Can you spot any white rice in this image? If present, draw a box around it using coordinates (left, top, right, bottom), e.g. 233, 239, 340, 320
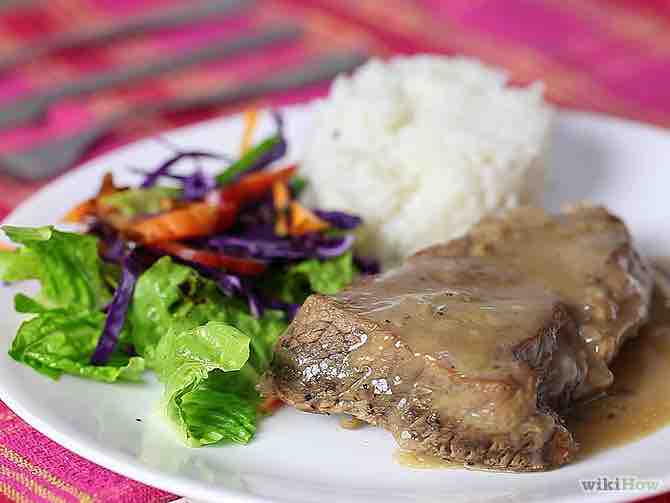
300, 55, 552, 267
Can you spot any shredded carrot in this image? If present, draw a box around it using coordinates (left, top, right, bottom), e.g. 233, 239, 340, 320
98, 173, 117, 197
272, 181, 290, 210
272, 181, 291, 237
159, 197, 177, 212
275, 213, 289, 237
62, 199, 97, 223
127, 201, 236, 245
62, 172, 119, 223
239, 108, 259, 155
220, 164, 296, 205
0, 242, 15, 251
289, 201, 330, 236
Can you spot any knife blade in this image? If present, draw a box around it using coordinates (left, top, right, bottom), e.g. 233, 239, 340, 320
0, 0, 254, 73
0, 51, 368, 180
0, 25, 302, 131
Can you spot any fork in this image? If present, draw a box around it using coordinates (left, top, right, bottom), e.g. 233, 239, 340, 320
0, 51, 367, 180
0, 0, 254, 73
0, 25, 301, 131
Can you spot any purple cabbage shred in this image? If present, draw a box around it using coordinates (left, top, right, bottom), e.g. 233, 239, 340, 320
208, 232, 355, 261
91, 251, 141, 365
265, 298, 300, 321
88, 222, 126, 264
354, 255, 381, 275
140, 151, 224, 188
313, 210, 362, 230
182, 169, 217, 201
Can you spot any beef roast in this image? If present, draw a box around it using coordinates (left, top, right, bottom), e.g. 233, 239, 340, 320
271, 206, 653, 471
273, 257, 591, 470
415, 205, 654, 397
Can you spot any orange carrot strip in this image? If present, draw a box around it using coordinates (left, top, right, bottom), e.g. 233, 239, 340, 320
128, 201, 237, 245
0, 242, 15, 251
220, 164, 297, 205
240, 108, 259, 155
62, 172, 119, 223
289, 201, 330, 236
272, 181, 290, 211
273, 181, 291, 237
98, 173, 117, 197
62, 199, 97, 223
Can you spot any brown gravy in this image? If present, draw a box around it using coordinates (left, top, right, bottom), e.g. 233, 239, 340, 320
567, 261, 670, 457
394, 449, 457, 469
339, 416, 365, 430
394, 261, 670, 468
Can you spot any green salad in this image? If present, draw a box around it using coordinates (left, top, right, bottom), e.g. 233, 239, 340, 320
0, 111, 377, 447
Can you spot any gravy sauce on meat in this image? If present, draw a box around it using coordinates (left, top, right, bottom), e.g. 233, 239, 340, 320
568, 261, 670, 457
273, 207, 659, 471
338, 257, 561, 377
394, 449, 457, 469
394, 262, 670, 468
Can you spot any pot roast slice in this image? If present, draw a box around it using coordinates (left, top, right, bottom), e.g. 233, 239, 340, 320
415, 205, 654, 397
271, 206, 652, 471
273, 257, 590, 471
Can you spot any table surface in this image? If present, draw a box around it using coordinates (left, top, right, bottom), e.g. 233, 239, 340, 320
0, 0, 669, 502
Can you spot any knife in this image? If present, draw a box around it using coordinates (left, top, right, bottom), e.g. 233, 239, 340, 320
0, 0, 254, 73
0, 51, 367, 180
0, 25, 302, 131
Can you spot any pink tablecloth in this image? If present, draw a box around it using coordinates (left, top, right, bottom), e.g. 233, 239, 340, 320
0, 1, 669, 501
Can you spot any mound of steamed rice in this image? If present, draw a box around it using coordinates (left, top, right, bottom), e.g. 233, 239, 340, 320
300, 56, 552, 267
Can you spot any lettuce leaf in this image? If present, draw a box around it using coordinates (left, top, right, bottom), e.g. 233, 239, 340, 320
0, 226, 111, 311
128, 256, 288, 368
137, 259, 289, 446
154, 321, 256, 446
168, 310, 287, 446
99, 187, 181, 218
9, 308, 144, 382
128, 257, 231, 364
268, 251, 355, 304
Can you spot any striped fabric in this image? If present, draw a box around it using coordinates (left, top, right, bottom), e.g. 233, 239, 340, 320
0, 1, 669, 501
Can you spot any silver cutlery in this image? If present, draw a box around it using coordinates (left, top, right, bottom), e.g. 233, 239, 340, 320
0, 51, 367, 180
0, 0, 254, 73
0, 25, 302, 131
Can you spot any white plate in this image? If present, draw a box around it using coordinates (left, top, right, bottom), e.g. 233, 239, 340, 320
1, 104, 669, 503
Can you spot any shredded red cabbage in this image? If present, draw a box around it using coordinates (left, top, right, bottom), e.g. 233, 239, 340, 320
208, 236, 306, 260
245, 288, 264, 318
315, 234, 355, 258
265, 298, 300, 321
354, 255, 380, 275
188, 263, 274, 319
140, 151, 225, 188
91, 251, 141, 365
88, 222, 126, 263
182, 169, 217, 201
208, 233, 355, 261
313, 210, 362, 230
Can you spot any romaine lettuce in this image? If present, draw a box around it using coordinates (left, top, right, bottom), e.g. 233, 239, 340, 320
99, 187, 181, 217
9, 308, 144, 382
0, 226, 111, 311
154, 321, 256, 446
268, 251, 355, 304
